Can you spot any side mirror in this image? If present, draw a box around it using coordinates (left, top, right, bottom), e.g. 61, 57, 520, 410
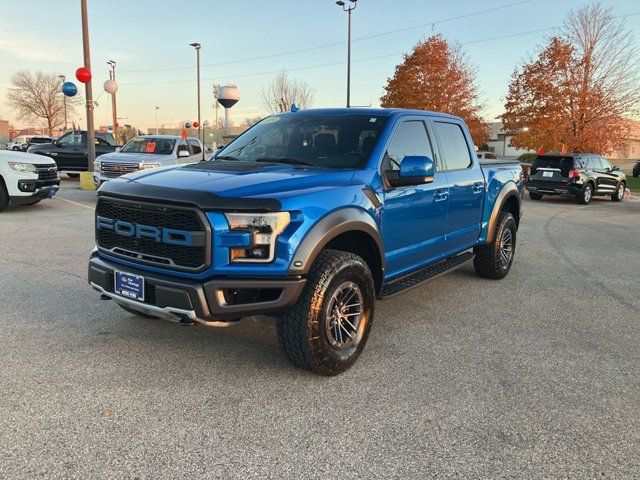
386, 156, 435, 188
177, 149, 190, 158
612, 165, 620, 171
115, 147, 121, 152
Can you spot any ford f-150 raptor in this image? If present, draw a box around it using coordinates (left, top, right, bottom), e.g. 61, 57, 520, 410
88, 108, 524, 375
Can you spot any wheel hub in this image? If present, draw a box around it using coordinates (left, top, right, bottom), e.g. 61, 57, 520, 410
499, 228, 513, 268
325, 281, 363, 350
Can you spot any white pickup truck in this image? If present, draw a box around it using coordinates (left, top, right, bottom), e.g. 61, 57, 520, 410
92, 135, 204, 187
0, 150, 60, 212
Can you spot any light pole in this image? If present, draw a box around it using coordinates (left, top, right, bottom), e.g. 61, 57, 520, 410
107, 59, 118, 143
58, 75, 68, 131
189, 42, 204, 160
80, 0, 95, 171
336, 0, 357, 108
155, 106, 159, 134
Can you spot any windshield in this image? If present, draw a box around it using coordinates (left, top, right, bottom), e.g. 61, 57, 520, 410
215, 114, 388, 168
121, 137, 175, 154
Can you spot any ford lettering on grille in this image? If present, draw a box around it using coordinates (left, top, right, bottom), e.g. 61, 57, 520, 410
97, 216, 192, 246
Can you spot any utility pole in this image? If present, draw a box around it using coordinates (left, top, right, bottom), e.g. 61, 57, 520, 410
58, 75, 68, 131
155, 106, 159, 134
336, 0, 357, 108
107, 59, 118, 143
189, 42, 204, 160
80, 0, 95, 170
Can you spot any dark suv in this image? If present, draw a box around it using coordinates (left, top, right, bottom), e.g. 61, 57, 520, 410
527, 153, 626, 204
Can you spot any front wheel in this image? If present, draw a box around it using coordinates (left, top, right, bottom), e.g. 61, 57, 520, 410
577, 183, 593, 205
611, 182, 625, 202
277, 249, 375, 375
473, 211, 517, 280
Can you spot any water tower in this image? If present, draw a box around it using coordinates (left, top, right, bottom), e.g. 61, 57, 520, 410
217, 85, 240, 128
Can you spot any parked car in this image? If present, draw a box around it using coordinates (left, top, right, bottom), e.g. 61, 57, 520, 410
0, 150, 59, 212
7, 135, 33, 151
92, 135, 204, 187
88, 108, 524, 375
27, 130, 118, 177
477, 151, 498, 160
633, 160, 640, 177
23, 136, 53, 151
527, 153, 626, 204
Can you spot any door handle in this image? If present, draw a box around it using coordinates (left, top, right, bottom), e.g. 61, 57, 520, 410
434, 189, 449, 202
472, 182, 484, 194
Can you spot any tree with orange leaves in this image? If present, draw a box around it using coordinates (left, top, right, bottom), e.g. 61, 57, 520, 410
502, 3, 640, 155
380, 34, 490, 145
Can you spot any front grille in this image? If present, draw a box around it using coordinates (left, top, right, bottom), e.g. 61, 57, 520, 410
96, 198, 209, 271
35, 164, 58, 180
100, 162, 139, 178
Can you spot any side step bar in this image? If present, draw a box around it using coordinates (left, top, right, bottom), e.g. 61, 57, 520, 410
379, 251, 474, 299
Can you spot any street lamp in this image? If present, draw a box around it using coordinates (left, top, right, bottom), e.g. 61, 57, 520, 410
155, 106, 159, 134
58, 74, 68, 131
336, 0, 357, 108
189, 42, 204, 160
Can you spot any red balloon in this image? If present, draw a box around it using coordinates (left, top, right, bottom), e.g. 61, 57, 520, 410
192, 121, 199, 128
75, 67, 92, 83
114, 121, 119, 128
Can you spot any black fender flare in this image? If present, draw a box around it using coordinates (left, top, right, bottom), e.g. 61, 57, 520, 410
288, 208, 385, 276
486, 182, 521, 244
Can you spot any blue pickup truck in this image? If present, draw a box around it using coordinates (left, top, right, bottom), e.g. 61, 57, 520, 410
88, 108, 523, 375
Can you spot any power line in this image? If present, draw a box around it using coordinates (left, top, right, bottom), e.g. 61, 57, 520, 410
119, 12, 640, 87
119, 0, 533, 74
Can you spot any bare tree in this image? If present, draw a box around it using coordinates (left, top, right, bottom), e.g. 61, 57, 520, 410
260, 71, 315, 114
6, 71, 77, 136
241, 116, 263, 129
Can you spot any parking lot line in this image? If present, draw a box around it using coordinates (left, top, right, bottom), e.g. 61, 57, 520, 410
57, 196, 94, 210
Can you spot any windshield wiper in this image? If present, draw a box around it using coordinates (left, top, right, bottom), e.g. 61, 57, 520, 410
256, 157, 314, 166
215, 155, 241, 161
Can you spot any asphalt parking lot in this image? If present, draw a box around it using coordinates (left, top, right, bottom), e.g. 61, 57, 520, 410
1, 178, 639, 479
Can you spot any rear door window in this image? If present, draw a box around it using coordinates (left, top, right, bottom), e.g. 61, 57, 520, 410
433, 122, 472, 170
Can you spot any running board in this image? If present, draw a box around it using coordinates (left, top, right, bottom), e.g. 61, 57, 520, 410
379, 251, 474, 299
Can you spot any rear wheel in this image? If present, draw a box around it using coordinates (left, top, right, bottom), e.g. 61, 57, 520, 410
529, 191, 543, 200
611, 182, 625, 202
277, 249, 375, 375
577, 183, 593, 205
473, 212, 516, 280
0, 178, 9, 212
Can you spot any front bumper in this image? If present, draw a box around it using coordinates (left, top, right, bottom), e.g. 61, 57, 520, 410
11, 179, 60, 204
93, 171, 110, 187
88, 255, 306, 325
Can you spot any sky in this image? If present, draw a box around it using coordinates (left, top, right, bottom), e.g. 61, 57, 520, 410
1, 0, 639, 132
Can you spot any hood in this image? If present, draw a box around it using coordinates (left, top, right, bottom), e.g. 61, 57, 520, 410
101, 160, 357, 203
0, 150, 55, 165
98, 151, 173, 163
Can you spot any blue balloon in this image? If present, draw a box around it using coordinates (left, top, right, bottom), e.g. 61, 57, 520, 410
185, 122, 191, 129
62, 81, 78, 97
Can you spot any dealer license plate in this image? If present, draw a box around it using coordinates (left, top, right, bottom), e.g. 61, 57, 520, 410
114, 271, 144, 301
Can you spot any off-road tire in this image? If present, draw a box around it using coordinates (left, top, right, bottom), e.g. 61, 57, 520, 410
473, 212, 516, 280
277, 249, 375, 376
118, 303, 159, 319
577, 183, 593, 205
529, 191, 543, 200
611, 182, 625, 202
0, 177, 9, 212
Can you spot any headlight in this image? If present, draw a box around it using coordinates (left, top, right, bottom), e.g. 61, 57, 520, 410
94, 160, 102, 171
8, 162, 37, 173
140, 163, 160, 170
224, 212, 290, 262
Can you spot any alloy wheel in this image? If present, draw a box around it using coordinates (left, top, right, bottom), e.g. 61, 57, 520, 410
499, 228, 513, 268
325, 281, 364, 350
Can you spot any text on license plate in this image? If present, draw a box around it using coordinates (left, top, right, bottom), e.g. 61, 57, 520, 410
114, 271, 144, 301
